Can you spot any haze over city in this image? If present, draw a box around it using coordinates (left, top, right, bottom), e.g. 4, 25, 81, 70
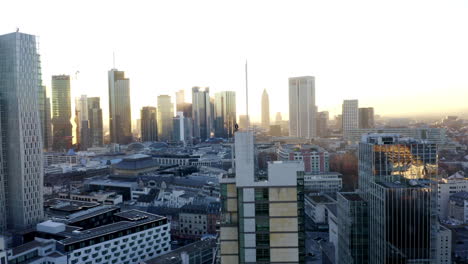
2, 0, 468, 123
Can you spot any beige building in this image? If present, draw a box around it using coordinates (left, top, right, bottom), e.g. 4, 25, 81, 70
220, 131, 305, 263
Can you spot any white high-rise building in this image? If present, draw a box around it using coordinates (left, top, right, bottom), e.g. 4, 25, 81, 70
261, 89, 270, 128
342, 99, 359, 140
0, 32, 44, 231
289, 76, 316, 139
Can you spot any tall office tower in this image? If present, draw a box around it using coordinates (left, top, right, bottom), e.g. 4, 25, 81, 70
220, 131, 305, 264
157, 95, 174, 141
359, 134, 439, 263
192, 87, 211, 141
238, 115, 249, 130
261, 89, 270, 128
275, 112, 282, 124
51, 75, 73, 151
0, 32, 44, 231
342, 99, 359, 139
289, 76, 316, 139
75, 95, 90, 149
359, 107, 374, 129
173, 112, 193, 144
140, 106, 158, 142
337, 192, 369, 264
38, 85, 52, 151
87, 97, 103, 147
214, 91, 236, 138
108, 69, 132, 144
335, 115, 343, 131
176, 89, 185, 112
316, 111, 329, 138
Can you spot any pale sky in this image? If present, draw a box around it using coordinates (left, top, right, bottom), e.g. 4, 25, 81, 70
2, 0, 468, 124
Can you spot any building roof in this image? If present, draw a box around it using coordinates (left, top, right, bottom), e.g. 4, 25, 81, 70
114, 154, 158, 170
142, 238, 217, 264
340, 193, 365, 202
450, 191, 468, 201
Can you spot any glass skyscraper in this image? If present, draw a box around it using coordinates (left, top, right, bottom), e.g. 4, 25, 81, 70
140, 106, 158, 142
359, 134, 438, 263
108, 69, 132, 144
51, 75, 73, 151
157, 95, 174, 141
214, 91, 236, 139
0, 32, 44, 231
192, 87, 211, 142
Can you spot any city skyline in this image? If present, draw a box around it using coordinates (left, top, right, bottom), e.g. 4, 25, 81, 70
1, 0, 468, 125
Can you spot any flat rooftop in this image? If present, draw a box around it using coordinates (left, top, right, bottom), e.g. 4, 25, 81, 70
340, 193, 364, 202
143, 238, 217, 264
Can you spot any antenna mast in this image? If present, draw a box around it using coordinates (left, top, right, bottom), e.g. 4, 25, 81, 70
113, 52, 115, 69
245, 60, 249, 127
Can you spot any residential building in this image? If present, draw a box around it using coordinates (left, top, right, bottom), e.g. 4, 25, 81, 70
173, 112, 193, 144
192, 87, 211, 141
305, 194, 335, 228
359, 134, 439, 263
0, 32, 45, 231
219, 131, 305, 263
359, 107, 374, 129
261, 89, 270, 128
87, 97, 103, 147
316, 111, 329, 138
108, 68, 132, 144
75, 94, 90, 149
8, 209, 170, 264
342, 99, 359, 140
214, 91, 236, 138
157, 95, 174, 141
52, 74, 73, 151
141, 106, 158, 142
448, 191, 468, 224
438, 174, 468, 220
436, 225, 452, 264
289, 76, 316, 139
337, 192, 369, 264
277, 144, 329, 173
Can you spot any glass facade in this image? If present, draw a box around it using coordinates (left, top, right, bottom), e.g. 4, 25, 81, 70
359, 135, 438, 263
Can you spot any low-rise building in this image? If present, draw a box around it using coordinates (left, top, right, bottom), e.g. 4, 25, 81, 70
113, 154, 159, 175
142, 238, 217, 264
305, 193, 336, 230
438, 173, 468, 220
9, 209, 171, 264
448, 191, 468, 224
58, 191, 123, 205
304, 172, 342, 193
277, 144, 329, 173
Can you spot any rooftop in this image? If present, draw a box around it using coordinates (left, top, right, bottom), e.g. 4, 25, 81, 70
142, 238, 217, 264
340, 193, 365, 202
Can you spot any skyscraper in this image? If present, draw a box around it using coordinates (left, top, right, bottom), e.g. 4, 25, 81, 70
38, 85, 52, 151
289, 76, 316, 139
173, 112, 193, 144
87, 97, 103, 147
220, 131, 305, 263
359, 134, 439, 263
192, 87, 211, 141
275, 112, 282, 124
51, 75, 73, 151
261, 89, 270, 128
0, 32, 44, 231
176, 89, 185, 112
214, 91, 236, 138
359, 107, 375, 129
316, 111, 329, 138
108, 69, 132, 144
342, 99, 359, 139
157, 95, 174, 141
75, 94, 90, 149
140, 106, 158, 142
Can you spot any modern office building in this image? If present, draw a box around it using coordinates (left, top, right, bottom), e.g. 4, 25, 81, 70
337, 192, 369, 264
261, 89, 270, 129
192, 87, 211, 141
52, 75, 73, 151
342, 99, 359, 140
157, 95, 174, 141
173, 112, 193, 144
0, 32, 44, 231
214, 91, 236, 138
220, 131, 305, 264
141, 106, 158, 142
346, 127, 447, 145
38, 85, 52, 151
275, 112, 282, 123
359, 107, 374, 129
75, 94, 90, 149
87, 97, 103, 147
176, 89, 185, 112
108, 69, 132, 144
289, 76, 316, 139
359, 134, 439, 263
316, 111, 329, 138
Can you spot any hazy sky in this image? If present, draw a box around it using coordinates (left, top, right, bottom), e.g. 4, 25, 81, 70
2, 0, 468, 123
